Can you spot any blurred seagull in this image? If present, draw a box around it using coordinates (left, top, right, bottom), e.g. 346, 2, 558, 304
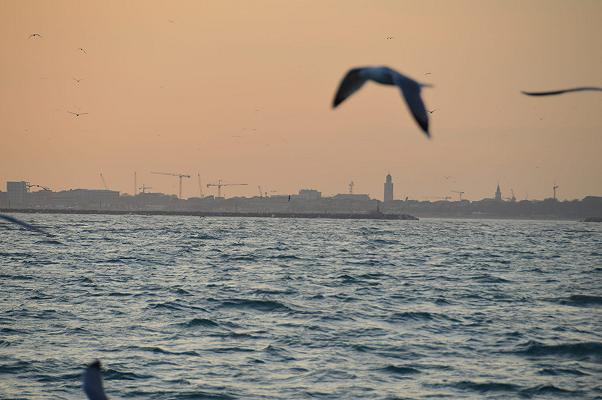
73, 77, 83, 83
29, 33, 42, 39
521, 87, 602, 96
332, 66, 433, 137
428, 109, 437, 114
385, 36, 394, 40
0, 213, 53, 237
68, 111, 89, 117
82, 360, 108, 400
78, 47, 87, 54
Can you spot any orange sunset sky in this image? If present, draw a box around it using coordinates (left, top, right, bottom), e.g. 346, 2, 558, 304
1, 0, 601, 201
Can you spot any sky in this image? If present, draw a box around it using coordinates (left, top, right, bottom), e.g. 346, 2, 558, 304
1, 0, 601, 201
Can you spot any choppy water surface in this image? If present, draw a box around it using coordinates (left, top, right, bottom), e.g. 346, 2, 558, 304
1, 214, 601, 399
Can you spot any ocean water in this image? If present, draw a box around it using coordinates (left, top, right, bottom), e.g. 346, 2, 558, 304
1, 214, 601, 399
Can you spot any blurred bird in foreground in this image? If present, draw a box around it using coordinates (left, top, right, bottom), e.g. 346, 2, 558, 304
332, 66, 433, 138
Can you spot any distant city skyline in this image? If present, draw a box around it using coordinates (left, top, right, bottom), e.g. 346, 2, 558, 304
0, 172, 587, 202
1, 1, 600, 200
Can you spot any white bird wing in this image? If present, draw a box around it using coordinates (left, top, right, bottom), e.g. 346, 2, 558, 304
82, 360, 108, 400
393, 73, 430, 137
332, 68, 369, 108
521, 87, 602, 96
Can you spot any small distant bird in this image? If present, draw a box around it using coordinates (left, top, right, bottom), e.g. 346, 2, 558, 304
521, 87, 602, 96
168, 19, 175, 23
78, 47, 87, 54
444, 175, 452, 180
428, 109, 437, 114
82, 360, 107, 400
0, 213, 53, 237
332, 66, 433, 137
385, 36, 394, 40
425, 72, 432, 76
68, 111, 89, 117
73, 77, 83, 83
29, 33, 42, 39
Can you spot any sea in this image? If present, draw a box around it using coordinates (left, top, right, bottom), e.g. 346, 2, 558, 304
1, 214, 601, 399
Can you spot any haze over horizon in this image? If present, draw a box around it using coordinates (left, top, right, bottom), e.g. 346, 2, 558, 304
1, 0, 601, 201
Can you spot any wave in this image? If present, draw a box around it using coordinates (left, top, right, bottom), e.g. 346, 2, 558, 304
219, 299, 292, 313
472, 274, 511, 284
387, 311, 453, 322
382, 365, 421, 375
174, 391, 237, 400
104, 368, 153, 381
515, 341, 602, 361
452, 380, 521, 393
180, 318, 220, 328
557, 294, 602, 307
538, 367, 588, 376
137, 346, 199, 357
520, 384, 580, 397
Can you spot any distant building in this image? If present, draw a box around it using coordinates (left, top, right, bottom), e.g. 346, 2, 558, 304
384, 174, 394, 202
495, 184, 502, 202
7, 181, 28, 208
296, 189, 321, 200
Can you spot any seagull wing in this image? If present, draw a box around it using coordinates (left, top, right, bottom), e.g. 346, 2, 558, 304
82, 360, 108, 400
521, 87, 602, 96
394, 73, 430, 138
0, 214, 52, 237
332, 68, 369, 108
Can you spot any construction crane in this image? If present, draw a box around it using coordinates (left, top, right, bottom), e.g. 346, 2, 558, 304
151, 171, 191, 199
197, 173, 204, 197
505, 189, 516, 202
139, 185, 152, 194
26, 182, 50, 191
206, 180, 248, 198
553, 184, 559, 200
100, 173, 108, 190
348, 181, 354, 194
451, 190, 465, 201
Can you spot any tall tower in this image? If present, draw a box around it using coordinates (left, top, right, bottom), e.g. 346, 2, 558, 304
384, 173, 394, 202
495, 184, 502, 201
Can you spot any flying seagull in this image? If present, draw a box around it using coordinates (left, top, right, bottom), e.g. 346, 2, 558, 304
68, 111, 89, 117
82, 360, 108, 400
73, 77, 83, 83
78, 47, 87, 54
428, 109, 437, 114
332, 66, 432, 137
521, 87, 602, 96
29, 33, 42, 39
0, 213, 53, 237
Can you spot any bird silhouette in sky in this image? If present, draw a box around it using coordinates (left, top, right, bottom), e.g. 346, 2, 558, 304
521, 87, 602, 96
68, 111, 89, 117
29, 33, 42, 39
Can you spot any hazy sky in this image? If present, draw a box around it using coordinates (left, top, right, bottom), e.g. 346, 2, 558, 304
1, 0, 601, 201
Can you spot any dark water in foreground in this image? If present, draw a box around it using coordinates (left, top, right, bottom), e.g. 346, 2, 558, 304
1, 214, 601, 399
